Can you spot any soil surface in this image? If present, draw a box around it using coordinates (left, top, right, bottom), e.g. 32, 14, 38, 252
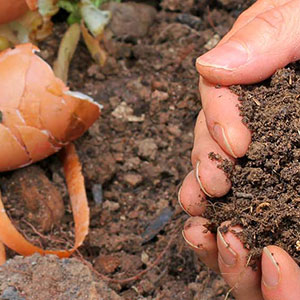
205, 65, 300, 265
0, 254, 122, 300
0, 1, 263, 300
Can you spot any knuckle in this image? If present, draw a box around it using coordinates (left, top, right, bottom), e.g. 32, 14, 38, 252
234, 0, 284, 32
255, 7, 285, 35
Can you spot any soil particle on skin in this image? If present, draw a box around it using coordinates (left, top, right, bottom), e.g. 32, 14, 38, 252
205, 64, 300, 265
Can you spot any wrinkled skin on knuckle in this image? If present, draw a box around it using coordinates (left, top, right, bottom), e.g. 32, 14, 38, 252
255, 7, 285, 38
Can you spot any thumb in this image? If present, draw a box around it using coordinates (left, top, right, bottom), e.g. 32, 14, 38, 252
196, 0, 300, 85
261, 246, 300, 300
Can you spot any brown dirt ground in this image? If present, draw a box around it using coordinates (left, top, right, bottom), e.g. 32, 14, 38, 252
0, 1, 258, 299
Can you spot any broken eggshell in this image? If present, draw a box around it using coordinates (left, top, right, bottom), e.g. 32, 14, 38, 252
0, 43, 101, 171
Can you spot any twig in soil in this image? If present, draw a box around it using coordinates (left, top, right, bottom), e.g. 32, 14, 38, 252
176, 44, 195, 68
255, 202, 270, 213
223, 254, 253, 300
153, 266, 168, 285
206, 6, 217, 33
75, 231, 177, 284
224, 286, 234, 300
246, 254, 253, 268
22, 219, 48, 240
252, 97, 261, 106
18, 223, 44, 249
21, 219, 71, 247
235, 192, 253, 199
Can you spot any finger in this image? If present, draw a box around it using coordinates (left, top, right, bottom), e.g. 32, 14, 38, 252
182, 216, 219, 273
261, 245, 300, 300
217, 223, 263, 300
179, 170, 207, 216
200, 78, 251, 158
220, 0, 295, 44
196, 0, 300, 85
191, 110, 233, 197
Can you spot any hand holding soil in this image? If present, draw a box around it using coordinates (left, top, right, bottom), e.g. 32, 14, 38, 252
179, 1, 300, 300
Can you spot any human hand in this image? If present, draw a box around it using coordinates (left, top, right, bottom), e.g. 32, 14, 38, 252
179, 1, 300, 299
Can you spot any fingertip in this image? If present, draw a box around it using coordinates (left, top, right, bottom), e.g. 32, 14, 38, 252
192, 110, 233, 198
197, 2, 300, 85
217, 223, 245, 268
224, 122, 252, 158
261, 245, 300, 299
262, 245, 300, 277
200, 79, 252, 158
194, 159, 231, 198
183, 216, 219, 272
179, 170, 207, 216
209, 119, 251, 159
261, 246, 280, 289
196, 39, 249, 84
216, 223, 263, 299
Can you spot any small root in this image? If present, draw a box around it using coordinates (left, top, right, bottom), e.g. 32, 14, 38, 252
255, 202, 270, 213
224, 286, 234, 300
76, 231, 177, 284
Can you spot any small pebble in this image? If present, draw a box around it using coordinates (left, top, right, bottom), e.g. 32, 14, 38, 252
92, 184, 103, 205
142, 207, 174, 243
124, 173, 143, 187
1, 286, 25, 300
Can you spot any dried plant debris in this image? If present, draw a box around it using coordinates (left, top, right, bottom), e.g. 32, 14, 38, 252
205, 63, 300, 265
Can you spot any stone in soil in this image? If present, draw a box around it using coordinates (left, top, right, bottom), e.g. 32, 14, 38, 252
2, 166, 64, 233
123, 173, 143, 187
205, 64, 300, 265
105, 2, 157, 39
0, 254, 122, 300
137, 138, 158, 161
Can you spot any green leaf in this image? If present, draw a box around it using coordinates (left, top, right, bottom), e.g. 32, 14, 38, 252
38, 0, 59, 17
58, 0, 78, 13
91, 0, 121, 7
91, 0, 102, 7
67, 10, 82, 24
80, 0, 111, 37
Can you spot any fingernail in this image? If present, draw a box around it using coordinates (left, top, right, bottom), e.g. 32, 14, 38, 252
262, 247, 279, 288
178, 185, 192, 216
195, 161, 213, 197
217, 228, 237, 266
196, 40, 249, 70
182, 229, 208, 257
213, 123, 237, 158
182, 229, 199, 249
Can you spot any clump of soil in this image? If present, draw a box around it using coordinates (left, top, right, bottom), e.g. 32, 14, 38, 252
205, 64, 300, 264
0, 254, 122, 300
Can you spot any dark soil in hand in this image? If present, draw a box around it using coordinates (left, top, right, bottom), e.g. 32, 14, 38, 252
205, 64, 300, 265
